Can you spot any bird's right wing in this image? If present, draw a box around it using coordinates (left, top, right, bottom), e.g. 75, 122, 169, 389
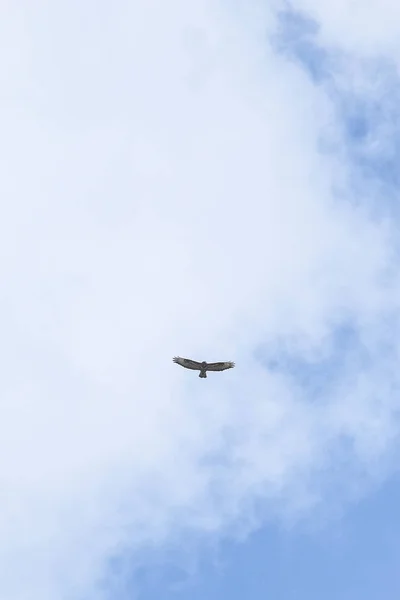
206, 361, 235, 371
173, 356, 202, 370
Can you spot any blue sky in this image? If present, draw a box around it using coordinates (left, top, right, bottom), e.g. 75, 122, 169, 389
1, 2, 400, 599
132, 474, 400, 600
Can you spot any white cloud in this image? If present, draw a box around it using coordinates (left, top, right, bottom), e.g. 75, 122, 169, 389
1, 1, 400, 598
292, 0, 400, 55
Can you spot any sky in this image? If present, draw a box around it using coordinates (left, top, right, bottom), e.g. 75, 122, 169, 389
1, 1, 400, 599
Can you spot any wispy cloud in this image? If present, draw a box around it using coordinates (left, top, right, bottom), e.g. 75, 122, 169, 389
1, 1, 400, 598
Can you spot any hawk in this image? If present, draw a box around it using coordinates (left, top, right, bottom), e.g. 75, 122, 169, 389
173, 356, 235, 378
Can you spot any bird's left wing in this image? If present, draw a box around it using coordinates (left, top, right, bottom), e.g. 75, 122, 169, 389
173, 356, 202, 370
206, 361, 235, 371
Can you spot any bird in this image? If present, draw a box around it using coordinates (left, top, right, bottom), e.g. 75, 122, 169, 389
173, 356, 235, 378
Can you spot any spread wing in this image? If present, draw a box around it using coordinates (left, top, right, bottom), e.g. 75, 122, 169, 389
206, 361, 235, 371
173, 356, 202, 370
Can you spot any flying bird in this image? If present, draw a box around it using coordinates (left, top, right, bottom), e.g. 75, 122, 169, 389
173, 356, 235, 378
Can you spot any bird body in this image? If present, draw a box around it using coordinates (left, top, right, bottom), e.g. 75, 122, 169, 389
173, 356, 235, 378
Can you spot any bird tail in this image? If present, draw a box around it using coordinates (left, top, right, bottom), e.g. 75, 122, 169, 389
199, 371, 207, 378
